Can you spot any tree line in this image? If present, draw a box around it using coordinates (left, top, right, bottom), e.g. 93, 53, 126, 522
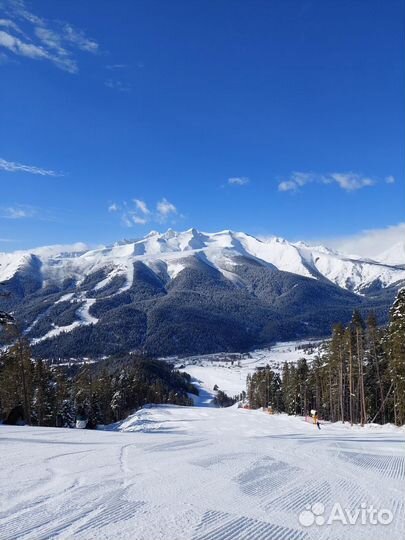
247, 288, 405, 426
0, 316, 197, 427
1, 288, 404, 427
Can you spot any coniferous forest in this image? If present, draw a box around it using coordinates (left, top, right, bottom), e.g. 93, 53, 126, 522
0, 329, 197, 427
1, 288, 404, 427
248, 288, 405, 426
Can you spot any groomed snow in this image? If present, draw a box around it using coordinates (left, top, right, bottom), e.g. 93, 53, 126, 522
1, 405, 403, 540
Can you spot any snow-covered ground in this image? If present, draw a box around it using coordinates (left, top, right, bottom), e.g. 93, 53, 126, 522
31, 296, 99, 345
176, 340, 322, 400
1, 405, 404, 540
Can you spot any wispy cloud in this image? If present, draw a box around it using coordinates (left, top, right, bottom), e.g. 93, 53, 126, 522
330, 173, 375, 191
133, 199, 150, 215
0, 29, 48, 58
104, 79, 131, 92
0, 157, 62, 176
0, 204, 37, 219
277, 171, 392, 193
109, 197, 179, 228
108, 202, 119, 213
156, 198, 177, 220
0, 0, 98, 73
105, 63, 127, 70
319, 222, 405, 261
0, 16, 25, 34
385, 175, 395, 184
62, 23, 98, 53
131, 215, 147, 225
228, 176, 250, 186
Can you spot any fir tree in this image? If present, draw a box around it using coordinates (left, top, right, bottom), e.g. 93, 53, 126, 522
386, 288, 405, 425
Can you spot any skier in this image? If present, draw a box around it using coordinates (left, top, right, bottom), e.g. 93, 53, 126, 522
311, 409, 321, 430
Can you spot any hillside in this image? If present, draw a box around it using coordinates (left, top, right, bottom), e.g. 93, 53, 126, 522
0, 229, 404, 358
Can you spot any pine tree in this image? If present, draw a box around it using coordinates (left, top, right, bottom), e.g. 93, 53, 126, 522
110, 390, 125, 422
365, 312, 388, 423
296, 358, 310, 416
0, 335, 33, 424
281, 362, 298, 415
351, 310, 366, 425
58, 399, 75, 428
32, 359, 55, 426
386, 288, 405, 425
344, 325, 354, 425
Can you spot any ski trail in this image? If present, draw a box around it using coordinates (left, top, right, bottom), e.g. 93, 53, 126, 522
0, 408, 404, 539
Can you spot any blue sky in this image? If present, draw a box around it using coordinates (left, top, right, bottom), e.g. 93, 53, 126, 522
0, 0, 404, 255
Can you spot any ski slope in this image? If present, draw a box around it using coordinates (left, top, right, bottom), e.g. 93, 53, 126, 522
1, 406, 404, 540
176, 340, 323, 400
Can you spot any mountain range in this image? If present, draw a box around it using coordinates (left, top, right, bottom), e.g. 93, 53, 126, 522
0, 229, 404, 359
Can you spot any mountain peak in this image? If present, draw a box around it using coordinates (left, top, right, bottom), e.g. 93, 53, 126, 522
145, 230, 160, 238
1, 229, 405, 295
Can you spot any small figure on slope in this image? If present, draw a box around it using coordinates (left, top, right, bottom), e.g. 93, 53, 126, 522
311, 409, 321, 430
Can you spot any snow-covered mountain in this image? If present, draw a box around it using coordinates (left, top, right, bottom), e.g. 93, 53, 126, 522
0, 229, 403, 358
1, 229, 404, 294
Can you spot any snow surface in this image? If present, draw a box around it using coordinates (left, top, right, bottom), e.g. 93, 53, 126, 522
31, 297, 98, 344
172, 340, 323, 400
1, 405, 404, 540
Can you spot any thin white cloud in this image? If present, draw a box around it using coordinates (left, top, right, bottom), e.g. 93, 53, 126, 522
278, 171, 385, 193
277, 172, 313, 192
278, 180, 299, 192
111, 197, 180, 227
156, 198, 177, 219
0, 29, 48, 59
133, 199, 150, 215
132, 215, 147, 225
329, 173, 375, 191
320, 223, 405, 260
0, 205, 36, 219
120, 212, 147, 227
385, 175, 395, 184
121, 214, 132, 228
62, 24, 98, 53
104, 79, 131, 92
34, 26, 64, 53
0, 0, 98, 73
8, 0, 44, 26
108, 203, 119, 212
0, 157, 62, 176
105, 63, 127, 70
228, 176, 250, 186
0, 17, 25, 34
